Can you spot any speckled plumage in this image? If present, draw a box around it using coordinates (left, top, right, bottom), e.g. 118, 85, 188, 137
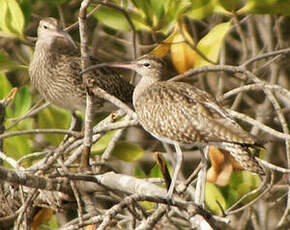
135, 81, 256, 145
29, 17, 134, 114
130, 55, 264, 176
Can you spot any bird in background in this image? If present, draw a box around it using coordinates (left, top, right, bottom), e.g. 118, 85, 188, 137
82, 54, 265, 199
29, 17, 134, 117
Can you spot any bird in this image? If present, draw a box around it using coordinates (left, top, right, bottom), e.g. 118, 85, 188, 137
83, 54, 265, 199
29, 17, 134, 117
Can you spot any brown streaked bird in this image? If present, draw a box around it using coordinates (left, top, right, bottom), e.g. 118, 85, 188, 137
83, 54, 265, 199
29, 17, 134, 116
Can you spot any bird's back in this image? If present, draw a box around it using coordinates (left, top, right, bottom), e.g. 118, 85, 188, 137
134, 81, 257, 147
29, 39, 134, 113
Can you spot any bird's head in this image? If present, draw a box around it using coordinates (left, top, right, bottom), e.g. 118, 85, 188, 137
131, 55, 166, 80
37, 17, 77, 48
80, 54, 166, 82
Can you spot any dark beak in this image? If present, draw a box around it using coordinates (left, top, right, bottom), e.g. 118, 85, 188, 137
80, 62, 136, 75
56, 29, 77, 49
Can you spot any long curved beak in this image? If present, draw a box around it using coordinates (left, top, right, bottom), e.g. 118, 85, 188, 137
80, 62, 136, 75
55, 29, 77, 49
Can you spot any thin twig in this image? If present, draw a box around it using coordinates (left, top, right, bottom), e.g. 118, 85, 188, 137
79, 0, 94, 169
135, 205, 168, 230
94, 0, 137, 60
227, 171, 274, 214
0, 129, 81, 140
227, 109, 290, 141
220, 83, 290, 101
7, 100, 49, 130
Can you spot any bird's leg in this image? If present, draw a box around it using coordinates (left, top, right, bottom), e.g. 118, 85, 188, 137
167, 143, 184, 199
195, 146, 209, 208
61, 112, 81, 144
69, 111, 79, 132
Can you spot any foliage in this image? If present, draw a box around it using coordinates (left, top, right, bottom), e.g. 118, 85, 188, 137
0, 0, 289, 229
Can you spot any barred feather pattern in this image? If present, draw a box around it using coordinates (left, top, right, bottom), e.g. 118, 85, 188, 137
133, 55, 265, 176
29, 17, 134, 114
213, 142, 264, 175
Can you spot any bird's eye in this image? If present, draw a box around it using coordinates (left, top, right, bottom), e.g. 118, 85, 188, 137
43, 25, 48, 29
143, 62, 150, 67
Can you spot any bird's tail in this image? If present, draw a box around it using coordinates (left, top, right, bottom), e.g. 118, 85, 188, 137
215, 142, 265, 176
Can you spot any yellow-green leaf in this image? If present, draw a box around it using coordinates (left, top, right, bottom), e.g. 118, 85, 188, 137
92, 7, 148, 31
222, 187, 239, 208
0, 0, 25, 38
227, 171, 261, 204
38, 106, 71, 145
186, 0, 216, 20
0, 53, 22, 73
0, 73, 12, 100
91, 130, 116, 154
149, 164, 163, 178
3, 119, 33, 160
112, 141, 144, 162
150, 0, 166, 20
205, 182, 226, 214
8, 86, 32, 118
92, 134, 144, 162
134, 166, 147, 178
4, 135, 31, 161
238, 0, 290, 16
195, 21, 231, 67
139, 201, 156, 211
218, 0, 241, 12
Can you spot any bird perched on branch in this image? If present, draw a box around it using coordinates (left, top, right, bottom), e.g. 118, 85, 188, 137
82, 54, 265, 199
29, 17, 134, 116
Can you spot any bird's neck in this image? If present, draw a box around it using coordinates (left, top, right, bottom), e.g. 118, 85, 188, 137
29, 39, 58, 88
133, 74, 159, 106
34, 39, 56, 64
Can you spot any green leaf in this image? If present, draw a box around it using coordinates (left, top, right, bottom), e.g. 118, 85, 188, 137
150, 0, 166, 19
138, 201, 156, 211
228, 171, 244, 186
4, 134, 31, 160
186, 0, 216, 20
38, 106, 71, 145
20, 0, 31, 28
239, 0, 290, 16
195, 21, 231, 67
92, 7, 148, 31
149, 161, 173, 178
157, 0, 190, 33
7, 86, 32, 118
112, 141, 144, 162
0, 73, 12, 100
3, 119, 33, 160
227, 171, 261, 204
219, 185, 239, 208
0, 53, 23, 73
47, 214, 58, 228
91, 130, 117, 154
217, 0, 241, 12
205, 182, 226, 214
132, 0, 153, 20
0, 74, 16, 119
149, 164, 163, 178
92, 132, 144, 161
134, 166, 147, 178
230, 171, 261, 191
0, 0, 25, 38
